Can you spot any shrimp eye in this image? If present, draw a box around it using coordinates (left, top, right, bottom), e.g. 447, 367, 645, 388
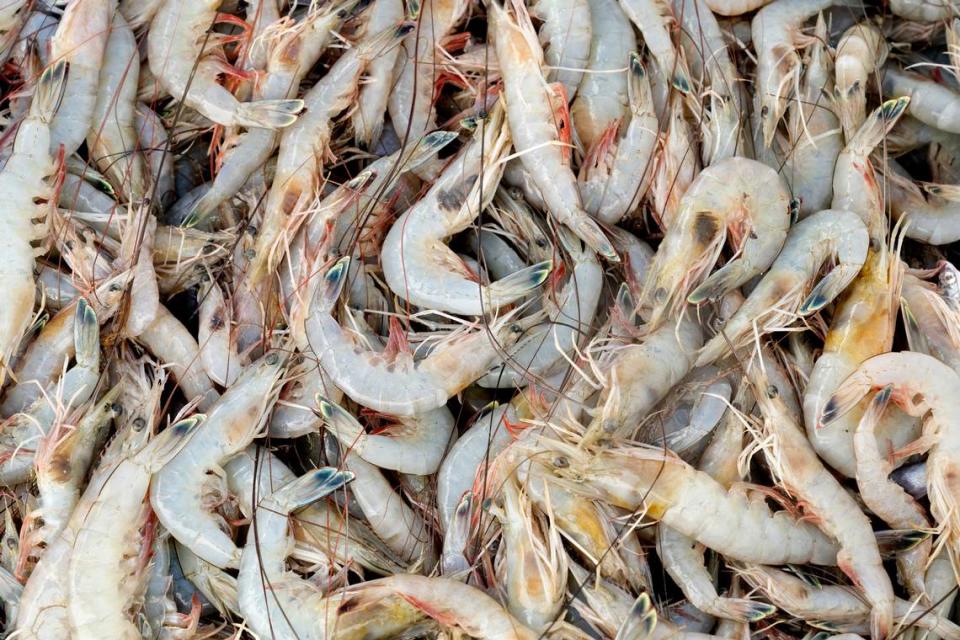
133, 417, 147, 431
244, 249, 256, 260
478, 109, 488, 119
510, 324, 522, 334
553, 455, 569, 469
266, 352, 279, 365
766, 385, 779, 399
654, 287, 667, 303
109, 283, 122, 292
5, 538, 14, 549
761, 106, 769, 117
535, 238, 547, 248
111, 403, 123, 415
247, 225, 258, 236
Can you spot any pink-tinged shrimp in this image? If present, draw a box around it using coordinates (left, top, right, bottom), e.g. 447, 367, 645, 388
488, 0, 618, 260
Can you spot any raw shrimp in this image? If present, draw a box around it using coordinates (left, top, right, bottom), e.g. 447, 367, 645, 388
579, 53, 659, 224
570, 0, 636, 151
696, 209, 869, 366
889, 0, 958, 22
886, 158, 960, 244
197, 279, 241, 387
151, 351, 285, 568
835, 22, 888, 141
883, 67, 960, 135
650, 92, 701, 227
306, 256, 524, 415
643, 156, 791, 325
147, 0, 303, 129
532, 0, 592, 99
66, 417, 201, 640
0, 62, 64, 381
489, 0, 617, 260
701, 0, 773, 15
381, 101, 552, 315
317, 398, 454, 476
353, 0, 405, 147
619, 0, 691, 93
749, 363, 894, 640
752, 0, 833, 147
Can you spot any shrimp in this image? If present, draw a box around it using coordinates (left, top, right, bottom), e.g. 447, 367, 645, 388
489, 0, 617, 260
570, 0, 636, 151
743, 567, 955, 638
889, 0, 958, 22
854, 387, 932, 600
579, 53, 659, 224
532, 0, 592, 99
885, 158, 960, 244
752, 0, 833, 147
175, 542, 240, 618
656, 526, 775, 622
151, 351, 286, 569
883, 67, 960, 135
197, 279, 241, 387
582, 308, 703, 447
696, 209, 869, 367
821, 352, 960, 579
835, 22, 888, 141
387, 0, 471, 145
643, 157, 791, 325
87, 14, 149, 203
650, 91, 701, 227
0, 62, 64, 382
47, 0, 111, 157
354, 0, 405, 147
619, 0, 691, 93
748, 363, 894, 640
543, 440, 839, 565
146, 0, 303, 129
135, 104, 175, 209
701, 0, 772, 15
66, 417, 201, 639
306, 257, 524, 416
382, 101, 552, 315
317, 398, 454, 476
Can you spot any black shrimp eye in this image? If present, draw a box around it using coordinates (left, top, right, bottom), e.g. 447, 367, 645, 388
766, 384, 779, 399
761, 105, 769, 117
553, 455, 569, 468
133, 417, 147, 431
535, 238, 547, 248
510, 324, 522, 334
109, 283, 122, 292
266, 352, 279, 365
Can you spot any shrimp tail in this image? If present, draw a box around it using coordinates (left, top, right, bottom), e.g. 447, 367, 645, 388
314, 256, 351, 314
722, 598, 777, 623
73, 298, 99, 369
315, 396, 364, 443
564, 214, 619, 262
488, 259, 553, 300
848, 97, 910, 155
141, 415, 204, 472
688, 261, 749, 304
614, 593, 657, 640
627, 53, 651, 112
820, 378, 867, 427
234, 98, 305, 129
270, 467, 355, 513
358, 21, 415, 58
799, 263, 860, 315
31, 60, 67, 123
407, 130, 459, 170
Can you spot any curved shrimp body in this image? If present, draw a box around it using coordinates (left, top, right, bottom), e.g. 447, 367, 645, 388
804, 250, 915, 479
319, 398, 455, 476
751, 368, 894, 640
579, 53, 658, 224
701, 0, 772, 15
66, 418, 200, 640
822, 352, 960, 569
251, 23, 412, 282
644, 157, 791, 324
88, 14, 148, 203
48, 0, 111, 157
490, 0, 617, 260
0, 62, 64, 377
582, 309, 703, 446
751, 0, 833, 147
887, 158, 960, 245
900, 272, 960, 373
739, 565, 960, 640
146, 0, 303, 129
619, 0, 690, 93
387, 0, 471, 144
696, 209, 869, 367
570, 0, 636, 151
554, 444, 839, 565
890, 0, 957, 22
382, 103, 551, 315
883, 67, 960, 135
306, 257, 524, 416
479, 235, 603, 387
854, 387, 931, 600
835, 22, 888, 141
532, 0, 592, 99
151, 352, 286, 569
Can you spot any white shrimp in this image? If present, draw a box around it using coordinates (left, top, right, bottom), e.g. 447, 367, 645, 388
147, 0, 303, 129
354, 0, 405, 147
489, 0, 617, 260
835, 22, 888, 141
306, 256, 524, 415
619, 0, 691, 93
889, 0, 958, 22
696, 209, 869, 366
701, 0, 773, 15
532, 0, 592, 99
883, 66, 960, 135
151, 352, 285, 569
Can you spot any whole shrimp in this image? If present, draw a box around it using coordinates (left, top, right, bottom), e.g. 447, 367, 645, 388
882, 67, 960, 136
306, 256, 524, 415
151, 351, 286, 568
696, 209, 869, 367
835, 21, 888, 141
748, 362, 894, 640
488, 0, 617, 260
619, 0, 691, 93
570, 0, 636, 151
532, 0, 592, 99
66, 417, 201, 639
147, 0, 303, 129
642, 156, 791, 325
381, 101, 553, 315
0, 61, 65, 381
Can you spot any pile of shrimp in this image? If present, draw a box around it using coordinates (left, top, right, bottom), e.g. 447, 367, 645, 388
7, 0, 960, 636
